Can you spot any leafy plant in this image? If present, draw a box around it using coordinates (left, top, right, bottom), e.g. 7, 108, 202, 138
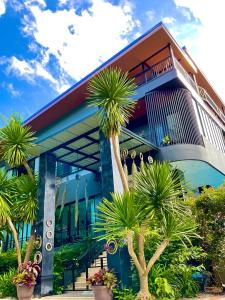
0, 116, 38, 266
189, 184, 225, 285
0, 268, 17, 298
114, 288, 136, 300
96, 162, 198, 300
13, 261, 41, 287
87, 268, 117, 290
162, 135, 171, 146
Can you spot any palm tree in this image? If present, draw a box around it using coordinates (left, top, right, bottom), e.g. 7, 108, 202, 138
0, 169, 22, 266
0, 170, 38, 267
0, 116, 36, 179
0, 116, 37, 263
87, 67, 136, 192
95, 162, 197, 300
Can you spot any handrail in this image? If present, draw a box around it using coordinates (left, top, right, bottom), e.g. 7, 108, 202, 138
198, 86, 225, 124
174, 58, 198, 92
62, 238, 105, 291
133, 56, 173, 86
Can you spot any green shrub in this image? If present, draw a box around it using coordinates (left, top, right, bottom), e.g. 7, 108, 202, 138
113, 288, 136, 300
0, 268, 17, 298
0, 249, 17, 274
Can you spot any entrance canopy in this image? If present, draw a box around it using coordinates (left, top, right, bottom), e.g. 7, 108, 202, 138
34, 115, 158, 174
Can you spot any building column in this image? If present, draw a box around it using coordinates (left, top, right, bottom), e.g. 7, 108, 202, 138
99, 132, 131, 288
34, 153, 56, 297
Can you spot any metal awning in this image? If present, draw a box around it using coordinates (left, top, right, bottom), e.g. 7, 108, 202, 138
35, 115, 158, 173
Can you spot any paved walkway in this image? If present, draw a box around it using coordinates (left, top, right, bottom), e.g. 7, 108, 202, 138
183, 294, 225, 300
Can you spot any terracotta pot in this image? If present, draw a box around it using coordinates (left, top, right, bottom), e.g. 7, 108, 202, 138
92, 285, 113, 300
17, 285, 34, 300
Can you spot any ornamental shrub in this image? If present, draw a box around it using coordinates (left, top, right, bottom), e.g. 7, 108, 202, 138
0, 268, 17, 298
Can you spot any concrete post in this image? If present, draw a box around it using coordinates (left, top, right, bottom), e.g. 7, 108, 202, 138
35, 153, 56, 296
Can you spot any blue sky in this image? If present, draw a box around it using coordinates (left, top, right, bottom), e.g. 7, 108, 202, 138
0, 0, 224, 124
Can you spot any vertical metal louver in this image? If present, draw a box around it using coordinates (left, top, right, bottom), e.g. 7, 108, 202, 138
145, 88, 204, 147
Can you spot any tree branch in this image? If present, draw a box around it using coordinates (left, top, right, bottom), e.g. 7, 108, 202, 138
145, 239, 169, 275
127, 231, 144, 275
7, 218, 22, 267
138, 226, 146, 270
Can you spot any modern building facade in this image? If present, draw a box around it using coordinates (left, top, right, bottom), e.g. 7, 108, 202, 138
2, 22, 225, 295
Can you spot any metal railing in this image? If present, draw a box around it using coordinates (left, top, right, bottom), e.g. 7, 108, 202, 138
174, 58, 198, 93
62, 239, 105, 291
198, 86, 225, 124
134, 56, 173, 86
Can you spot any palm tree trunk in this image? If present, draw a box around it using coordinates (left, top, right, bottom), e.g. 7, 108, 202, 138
7, 218, 22, 267
137, 274, 154, 300
23, 160, 34, 180
22, 159, 35, 263
111, 135, 129, 192
23, 225, 35, 263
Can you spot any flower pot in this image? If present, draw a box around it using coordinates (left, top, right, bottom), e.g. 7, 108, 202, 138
92, 285, 113, 300
17, 285, 34, 300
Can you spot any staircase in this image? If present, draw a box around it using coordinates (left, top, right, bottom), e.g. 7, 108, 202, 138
74, 251, 107, 290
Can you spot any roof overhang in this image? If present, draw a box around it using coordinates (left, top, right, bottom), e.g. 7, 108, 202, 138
25, 22, 198, 133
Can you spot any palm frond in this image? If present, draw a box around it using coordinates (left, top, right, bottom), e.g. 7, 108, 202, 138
134, 162, 185, 218
87, 67, 136, 137
0, 169, 12, 225
95, 192, 146, 240
0, 116, 36, 167
161, 211, 199, 245
12, 174, 38, 223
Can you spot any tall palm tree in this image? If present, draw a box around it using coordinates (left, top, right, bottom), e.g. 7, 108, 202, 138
87, 67, 136, 192
0, 169, 22, 266
96, 162, 197, 300
0, 116, 37, 263
0, 116, 36, 179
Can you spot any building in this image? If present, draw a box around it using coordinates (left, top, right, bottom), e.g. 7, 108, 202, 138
2, 22, 225, 295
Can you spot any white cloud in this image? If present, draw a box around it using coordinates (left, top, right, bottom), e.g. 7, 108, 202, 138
162, 17, 175, 24
5, 56, 67, 92
174, 0, 225, 101
22, 0, 139, 82
0, 0, 7, 16
1, 82, 21, 97
145, 9, 155, 21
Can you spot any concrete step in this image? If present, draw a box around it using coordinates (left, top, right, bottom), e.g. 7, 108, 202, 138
41, 290, 94, 299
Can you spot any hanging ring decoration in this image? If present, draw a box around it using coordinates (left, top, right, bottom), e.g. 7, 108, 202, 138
131, 150, 136, 160
105, 240, 118, 255
139, 153, 143, 161
148, 156, 154, 164
35, 235, 42, 250
34, 251, 42, 264
121, 148, 128, 161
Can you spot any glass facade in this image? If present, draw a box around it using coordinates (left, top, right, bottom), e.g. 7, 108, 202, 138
55, 196, 101, 247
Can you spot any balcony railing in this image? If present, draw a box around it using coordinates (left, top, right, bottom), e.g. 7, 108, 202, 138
174, 58, 198, 93
198, 86, 225, 124
133, 56, 173, 86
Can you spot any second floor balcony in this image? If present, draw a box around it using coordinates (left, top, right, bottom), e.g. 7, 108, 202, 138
129, 46, 225, 127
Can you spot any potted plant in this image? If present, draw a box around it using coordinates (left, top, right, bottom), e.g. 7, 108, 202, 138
162, 135, 171, 146
13, 261, 41, 300
87, 268, 117, 300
